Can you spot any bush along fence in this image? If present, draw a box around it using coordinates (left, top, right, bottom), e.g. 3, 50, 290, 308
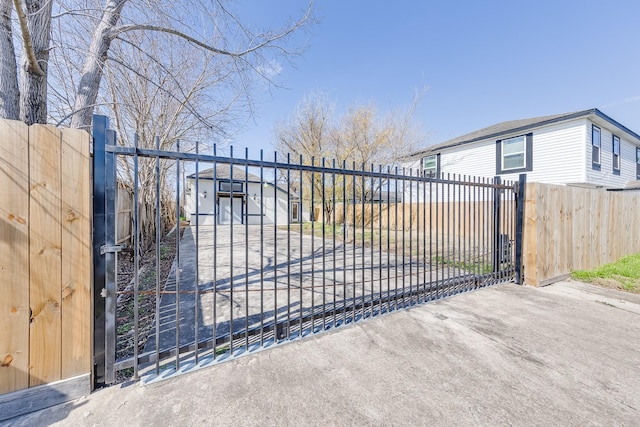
0, 119, 91, 420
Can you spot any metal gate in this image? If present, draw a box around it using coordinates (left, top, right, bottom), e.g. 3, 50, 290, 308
92, 115, 526, 387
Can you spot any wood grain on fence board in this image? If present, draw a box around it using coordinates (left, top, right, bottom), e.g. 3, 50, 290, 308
28, 125, 63, 387
61, 128, 91, 379
523, 183, 640, 286
0, 120, 30, 394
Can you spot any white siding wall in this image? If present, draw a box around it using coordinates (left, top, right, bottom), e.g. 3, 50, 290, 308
584, 119, 639, 188
405, 119, 586, 202
438, 119, 586, 184
186, 179, 308, 226
405, 115, 640, 203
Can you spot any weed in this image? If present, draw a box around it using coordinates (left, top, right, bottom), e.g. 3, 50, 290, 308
572, 253, 640, 293
215, 345, 231, 355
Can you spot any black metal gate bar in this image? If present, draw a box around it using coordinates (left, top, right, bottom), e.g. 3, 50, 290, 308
92, 115, 107, 388
514, 173, 527, 284
93, 115, 525, 386
104, 127, 117, 385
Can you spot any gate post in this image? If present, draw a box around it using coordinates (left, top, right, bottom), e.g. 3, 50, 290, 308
92, 115, 118, 388
92, 115, 107, 388
492, 176, 502, 275
514, 174, 527, 284
104, 127, 118, 385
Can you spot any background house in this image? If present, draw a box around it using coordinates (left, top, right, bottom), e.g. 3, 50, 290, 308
186, 164, 309, 226
406, 108, 640, 192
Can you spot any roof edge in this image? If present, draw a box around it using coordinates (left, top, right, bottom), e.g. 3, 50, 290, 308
413, 109, 597, 157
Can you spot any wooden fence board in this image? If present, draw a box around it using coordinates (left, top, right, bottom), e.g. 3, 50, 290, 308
523, 182, 640, 286
0, 120, 30, 394
61, 128, 91, 379
523, 183, 538, 285
28, 125, 62, 387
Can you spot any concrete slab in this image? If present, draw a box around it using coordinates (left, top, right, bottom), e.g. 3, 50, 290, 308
147, 225, 468, 355
6, 280, 640, 426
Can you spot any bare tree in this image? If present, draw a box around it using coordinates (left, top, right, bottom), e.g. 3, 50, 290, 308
276, 92, 426, 223
1, 0, 314, 127
102, 29, 249, 246
275, 93, 340, 222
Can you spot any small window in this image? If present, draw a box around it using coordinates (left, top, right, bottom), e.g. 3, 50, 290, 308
502, 136, 526, 170
219, 181, 243, 192
636, 147, 640, 179
612, 135, 620, 173
592, 125, 601, 168
496, 133, 533, 174
421, 154, 440, 177
291, 202, 300, 222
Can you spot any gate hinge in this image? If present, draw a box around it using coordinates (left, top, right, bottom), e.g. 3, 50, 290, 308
100, 244, 126, 255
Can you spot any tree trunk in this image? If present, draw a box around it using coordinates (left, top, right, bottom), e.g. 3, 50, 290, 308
70, 0, 128, 130
18, 0, 52, 125
0, 0, 19, 120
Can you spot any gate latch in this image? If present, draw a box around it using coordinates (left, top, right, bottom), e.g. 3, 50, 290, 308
100, 244, 126, 255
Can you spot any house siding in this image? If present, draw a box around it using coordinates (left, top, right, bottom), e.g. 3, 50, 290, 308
585, 119, 639, 187
186, 179, 308, 226
409, 119, 586, 183
406, 110, 640, 203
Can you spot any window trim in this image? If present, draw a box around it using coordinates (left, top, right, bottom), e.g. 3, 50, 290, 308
421, 153, 441, 177
636, 147, 640, 180
612, 134, 620, 174
592, 124, 601, 170
290, 201, 300, 222
496, 133, 533, 175
219, 181, 244, 193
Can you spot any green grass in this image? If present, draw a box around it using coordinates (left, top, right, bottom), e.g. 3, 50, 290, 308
432, 255, 495, 274
571, 253, 640, 293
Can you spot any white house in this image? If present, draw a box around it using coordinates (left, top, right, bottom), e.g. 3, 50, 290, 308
186, 164, 310, 226
407, 108, 640, 190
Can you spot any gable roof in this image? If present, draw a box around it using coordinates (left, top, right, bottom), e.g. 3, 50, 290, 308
188, 164, 260, 182
413, 108, 640, 157
188, 164, 300, 198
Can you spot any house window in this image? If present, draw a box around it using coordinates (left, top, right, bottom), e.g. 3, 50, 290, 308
502, 136, 525, 170
612, 135, 620, 173
636, 147, 640, 179
421, 154, 440, 177
496, 133, 532, 174
219, 181, 243, 193
592, 125, 601, 169
291, 202, 300, 222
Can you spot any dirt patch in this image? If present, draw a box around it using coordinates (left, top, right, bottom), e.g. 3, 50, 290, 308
591, 276, 640, 294
115, 226, 184, 381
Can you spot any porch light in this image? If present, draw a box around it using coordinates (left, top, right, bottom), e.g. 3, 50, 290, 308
203, 190, 207, 198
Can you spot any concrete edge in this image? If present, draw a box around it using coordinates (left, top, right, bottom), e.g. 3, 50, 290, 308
0, 373, 90, 422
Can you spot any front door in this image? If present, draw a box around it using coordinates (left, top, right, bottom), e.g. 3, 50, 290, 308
219, 197, 243, 224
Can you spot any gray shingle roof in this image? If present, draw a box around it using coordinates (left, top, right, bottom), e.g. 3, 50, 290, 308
412, 107, 640, 159
412, 109, 597, 157
188, 164, 260, 182
188, 164, 300, 198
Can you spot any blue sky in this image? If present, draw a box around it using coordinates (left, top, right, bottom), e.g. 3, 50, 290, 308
231, 0, 640, 158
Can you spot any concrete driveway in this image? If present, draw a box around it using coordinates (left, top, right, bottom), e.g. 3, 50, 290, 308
148, 224, 461, 355
6, 279, 640, 426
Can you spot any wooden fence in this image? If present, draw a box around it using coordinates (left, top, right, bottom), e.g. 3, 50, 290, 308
523, 183, 640, 286
0, 120, 91, 407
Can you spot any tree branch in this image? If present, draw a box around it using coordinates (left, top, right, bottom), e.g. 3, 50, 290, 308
12, 0, 44, 75
110, 4, 311, 58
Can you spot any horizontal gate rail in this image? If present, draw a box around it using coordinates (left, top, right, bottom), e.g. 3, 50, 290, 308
105, 145, 516, 190
112, 270, 507, 372
93, 116, 521, 385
